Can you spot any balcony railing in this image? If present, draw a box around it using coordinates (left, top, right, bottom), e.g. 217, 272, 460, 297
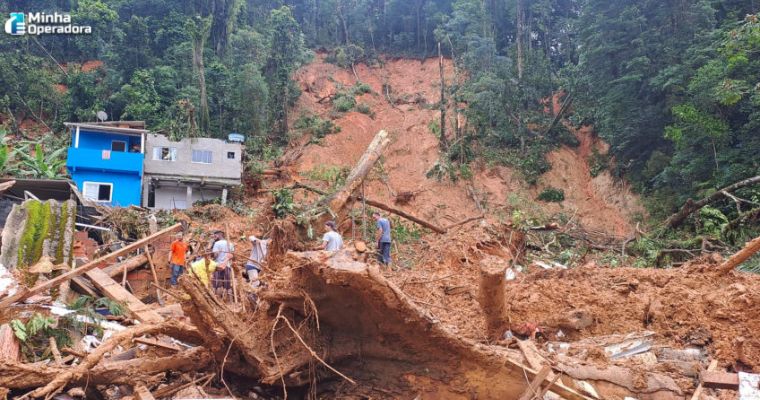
66, 147, 144, 174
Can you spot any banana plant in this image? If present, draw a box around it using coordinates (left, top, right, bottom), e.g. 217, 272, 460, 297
14, 143, 68, 179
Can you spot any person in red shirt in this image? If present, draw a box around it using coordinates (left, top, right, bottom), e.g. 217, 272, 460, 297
168, 233, 188, 286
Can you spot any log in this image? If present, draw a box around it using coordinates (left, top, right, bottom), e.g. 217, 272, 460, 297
0, 223, 181, 309
326, 130, 391, 214
477, 255, 510, 340
0, 346, 210, 390
663, 175, 760, 231
0, 324, 19, 363
102, 254, 148, 279
143, 245, 163, 304
718, 234, 760, 274
356, 196, 446, 234
24, 320, 198, 398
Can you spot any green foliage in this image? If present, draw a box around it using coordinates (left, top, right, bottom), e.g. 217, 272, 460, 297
537, 187, 565, 202
588, 149, 610, 177
294, 114, 341, 139
697, 206, 729, 236
272, 188, 295, 219
356, 103, 374, 117
11, 313, 71, 361
390, 217, 423, 244
14, 143, 67, 179
303, 165, 349, 189
332, 92, 356, 112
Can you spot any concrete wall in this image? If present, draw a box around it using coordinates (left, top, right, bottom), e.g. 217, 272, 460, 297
143, 134, 242, 181
151, 184, 223, 210
70, 169, 143, 207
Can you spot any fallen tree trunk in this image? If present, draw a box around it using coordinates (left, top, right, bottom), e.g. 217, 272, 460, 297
0, 224, 182, 309
102, 254, 148, 278
354, 196, 446, 234
23, 319, 199, 398
0, 346, 210, 390
325, 130, 390, 215
663, 175, 760, 231
718, 234, 760, 274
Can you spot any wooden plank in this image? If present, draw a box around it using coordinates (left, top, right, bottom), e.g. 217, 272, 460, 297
691, 360, 718, 400
701, 370, 739, 390
133, 337, 180, 352
143, 246, 162, 304
84, 268, 162, 324
0, 224, 181, 308
518, 365, 552, 400
133, 384, 156, 400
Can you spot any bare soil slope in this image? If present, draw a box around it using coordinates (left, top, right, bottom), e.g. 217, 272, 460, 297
291, 54, 644, 238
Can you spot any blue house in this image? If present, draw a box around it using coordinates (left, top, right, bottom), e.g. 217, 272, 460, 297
65, 122, 146, 207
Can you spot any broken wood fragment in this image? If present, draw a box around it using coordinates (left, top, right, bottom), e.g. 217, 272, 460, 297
102, 254, 148, 279
701, 370, 739, 390
49, 337, 62, 364
0, 223, 182, 309
133, 384, 156, 400
355, 196, 446, 234
518, 365, 552, 400
0, 324, 20, 363
133, 337, 181, 352
718, 233, 760, 274
691, 359, 718, 400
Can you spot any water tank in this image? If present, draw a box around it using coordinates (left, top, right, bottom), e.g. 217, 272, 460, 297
227, 133, 245, 143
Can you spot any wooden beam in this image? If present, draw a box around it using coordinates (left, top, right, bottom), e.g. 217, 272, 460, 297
701, 371, 739, 390
691, 360, 718, 400
518, 365, 552, 400
0, 224, 181, 309
84, 267, 162, 324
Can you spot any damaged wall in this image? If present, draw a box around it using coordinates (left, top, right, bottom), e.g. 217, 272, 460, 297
0, 199, 76, 279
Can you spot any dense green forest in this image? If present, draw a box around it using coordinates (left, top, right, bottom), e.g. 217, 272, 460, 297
1, 0, 759, 229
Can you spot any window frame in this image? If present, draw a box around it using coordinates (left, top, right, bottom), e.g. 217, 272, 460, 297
191, 149, 213, 164
227, 151, 235, 160
111, 140, 127, 152
152, 146, 177, 161
82, 181, 113, 203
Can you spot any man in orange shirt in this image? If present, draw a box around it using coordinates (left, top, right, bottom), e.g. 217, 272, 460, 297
169, 233, 188, 286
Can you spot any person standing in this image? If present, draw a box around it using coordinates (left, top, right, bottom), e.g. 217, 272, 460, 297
319, 221, 343, 251
168, 233, 188, 286
373, 212, 392, 265
246, 233, 270, 287
211, 230, 234, 299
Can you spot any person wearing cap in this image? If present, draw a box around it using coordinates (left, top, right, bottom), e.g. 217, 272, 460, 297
211, 230, 234, 298
246, 233, 270, 287
168, 233, 188, 286
320, 221, 343, 251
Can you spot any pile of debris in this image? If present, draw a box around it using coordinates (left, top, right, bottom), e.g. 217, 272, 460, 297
1, 133, 760, 400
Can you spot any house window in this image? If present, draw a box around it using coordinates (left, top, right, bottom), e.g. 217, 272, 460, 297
111, 141, 127, 152
82, 182, 113, 203
227, 151, 235, 159
192, 150, 213, 164
152, 147, 177, 161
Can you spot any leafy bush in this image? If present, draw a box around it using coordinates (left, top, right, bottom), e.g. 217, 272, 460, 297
332, 93, 356, 112
352, 82, 372, 95
588, 149, 610, 177
537, 187, 565, 202
356, 102, 374, 117
272, 188, 295, 219
294, 114, 341, 138
303, 164, 349, 189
